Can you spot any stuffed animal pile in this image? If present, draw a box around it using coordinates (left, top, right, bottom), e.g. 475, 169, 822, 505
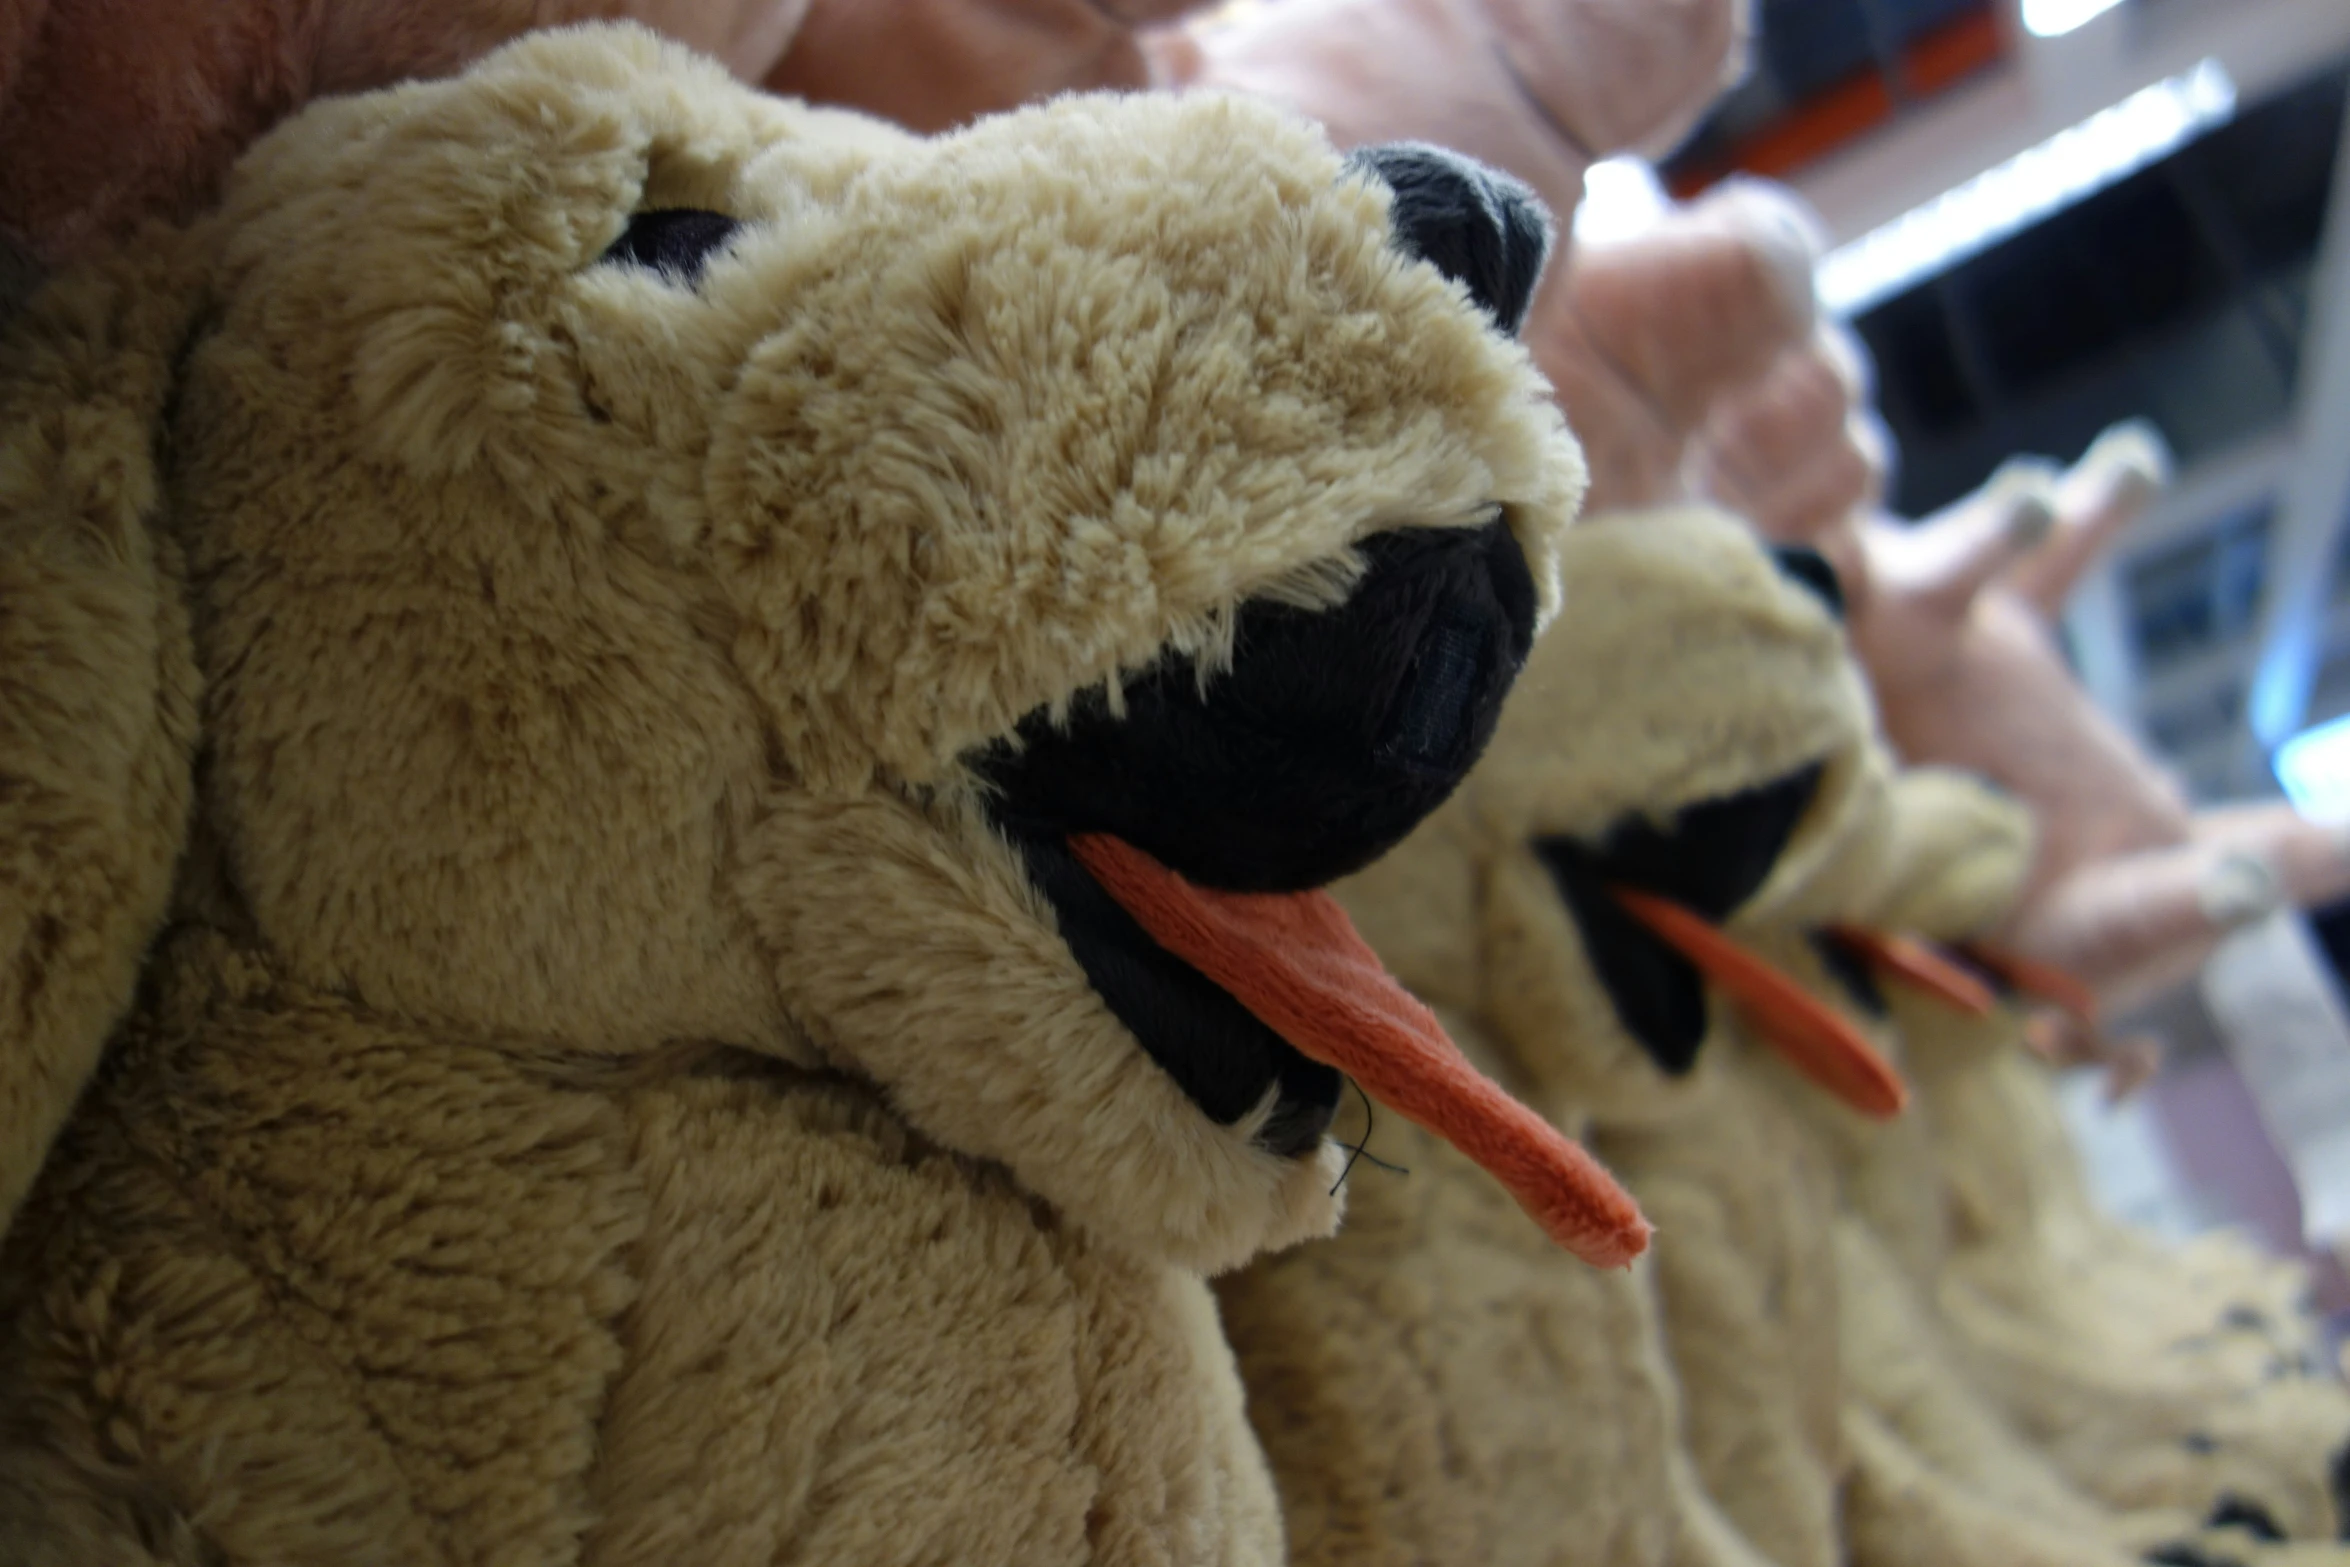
0, 24, 1664, 1561
5, 14, 2349, 1567
1222, 502, 2350, 1567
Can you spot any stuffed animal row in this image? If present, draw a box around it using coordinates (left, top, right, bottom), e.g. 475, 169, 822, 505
0, 26, 1651, 1563
5, 21, 2345, 1567
1217, 503, 1881, 1567
1221, 502, 2350, 1567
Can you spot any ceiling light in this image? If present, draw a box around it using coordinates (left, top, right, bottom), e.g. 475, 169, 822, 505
1816, 58, 2237, 317
1575, 157, 1671, 245
2023, 0, 2127, 39
2274, 712, 2350, 822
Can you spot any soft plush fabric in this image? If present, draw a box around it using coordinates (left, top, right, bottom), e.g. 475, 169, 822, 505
1836, 766, 2350, 1548
0, 25, 1596, 1563
1733, 770, 2168, 1567
1217, 504, 1878, 1567
0, 0, 1826, 589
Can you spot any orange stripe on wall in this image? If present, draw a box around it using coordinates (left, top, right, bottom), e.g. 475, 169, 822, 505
1666, 5, 2013, 196
1906, 7, 2006, 97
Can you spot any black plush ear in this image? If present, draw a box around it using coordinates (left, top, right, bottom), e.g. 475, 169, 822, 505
1347, 143, 1553, 336
0, 226, 208, 1233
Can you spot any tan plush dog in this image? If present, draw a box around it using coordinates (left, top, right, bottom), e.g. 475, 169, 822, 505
1723, 772, 2174, 1567
0, 25, 1622, 1563
1826, 768, 2350, 1550
1219, 504, 1899, 1567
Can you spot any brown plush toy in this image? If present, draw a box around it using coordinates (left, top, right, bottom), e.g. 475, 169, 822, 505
1721, 771, 2183, 1567
1827, 768, 2350, 1549
0, 24, 1647, 1561
1218, 504, 1911, 1567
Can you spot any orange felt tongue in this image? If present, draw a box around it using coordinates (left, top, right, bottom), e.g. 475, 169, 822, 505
1825, 925, 1998, 1016
1068, 832, 1652, 1269
1956, 941, 2100, 1029
1609, 888, 1910, 1119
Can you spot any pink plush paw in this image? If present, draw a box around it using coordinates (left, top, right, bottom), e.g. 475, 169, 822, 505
1690, 320, 1890, 598
1528, 178, 1824, 515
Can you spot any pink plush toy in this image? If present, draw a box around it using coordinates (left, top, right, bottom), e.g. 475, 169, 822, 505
0, 0, 1209, 266
1688, 319, 1891, 590
1721, 403, 2350, 1049
1153, 0, 1752, 240
1532, 180, 1826, 519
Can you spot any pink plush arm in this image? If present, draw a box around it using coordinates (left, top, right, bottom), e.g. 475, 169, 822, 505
0, 0, 1227, 264
1156, 0, 1749, 229
2007, 843, 2264, 1012
767, 0, 1216, 133
2007, 809, 2350, 1015
1689, 320, 1887, 591
1846, 429, 2350, 1016
1533, 180, 1822, 516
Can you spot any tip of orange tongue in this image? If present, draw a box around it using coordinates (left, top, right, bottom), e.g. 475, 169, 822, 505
1826, 925, 1998, 1016
1610, 888, 1909, 1119
1068, 832, 1652, 1268
1958, 941, 2099, 1029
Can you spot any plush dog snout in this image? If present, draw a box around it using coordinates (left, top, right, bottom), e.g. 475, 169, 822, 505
1348, 142, 1552, 336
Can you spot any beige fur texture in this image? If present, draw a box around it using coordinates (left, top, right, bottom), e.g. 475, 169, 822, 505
1724, 773, 2167, 1567
1830, 766, 2350, 1550
0, 23, 1588, 1562
1220, 505, 1865, 1567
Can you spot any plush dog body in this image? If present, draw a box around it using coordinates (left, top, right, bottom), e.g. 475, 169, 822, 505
1779, 766, 2350, 1554
1220, 505, 1877, 1566
0, 26, 1593, 1564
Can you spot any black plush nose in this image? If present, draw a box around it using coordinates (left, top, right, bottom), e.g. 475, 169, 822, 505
1347, 143, 1553, 336
1769, 544, 1847, 622
978, 517, 1539, 894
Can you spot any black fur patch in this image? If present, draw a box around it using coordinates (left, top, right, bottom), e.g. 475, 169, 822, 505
2330, 1436, 2350, 1540
2205, 1494, 2287, 1544
1008, 833, 1339, 1158
1769, 544, 1847, 621
1535, 765, 1826, 1075
982, 517, 1537, 895
600, 209, 741, 285
1810, 929, 1889, 1017
2145, 1545, 2246, 1567
1346, 143, 1551, 336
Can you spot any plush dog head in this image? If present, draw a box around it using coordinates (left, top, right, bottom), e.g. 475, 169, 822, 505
1340, 505, 1907, 1128
0, 25, 1592, 1269
1735, 764, 2037, 1093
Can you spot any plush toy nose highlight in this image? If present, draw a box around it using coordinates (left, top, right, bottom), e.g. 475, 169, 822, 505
1347, 143, 1552, 336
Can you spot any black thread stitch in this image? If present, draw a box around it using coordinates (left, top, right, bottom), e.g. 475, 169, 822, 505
1331, 1077, 1411, 1196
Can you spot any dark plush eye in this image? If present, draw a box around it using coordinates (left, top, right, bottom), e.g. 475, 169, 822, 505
599, 209, 742, 286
